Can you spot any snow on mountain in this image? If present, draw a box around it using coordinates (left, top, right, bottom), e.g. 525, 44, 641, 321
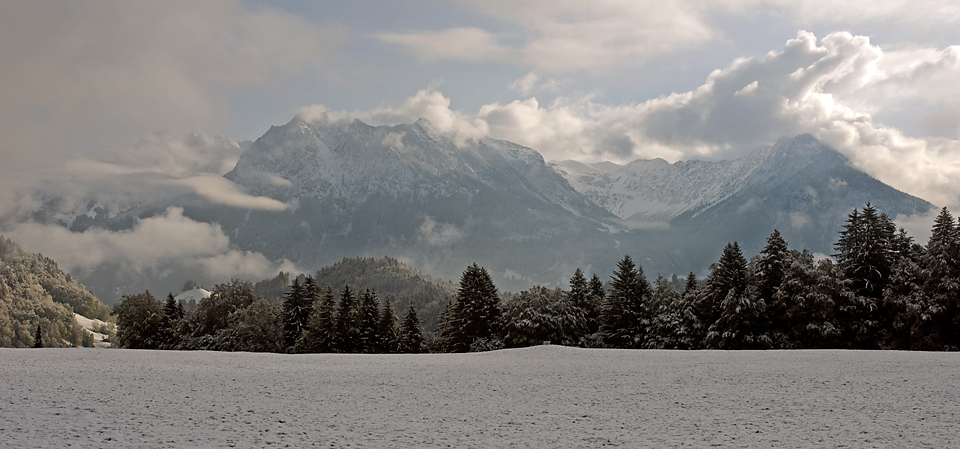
226, 115, 604, 219
175, 287, 211, 304
550, 134, 843, 223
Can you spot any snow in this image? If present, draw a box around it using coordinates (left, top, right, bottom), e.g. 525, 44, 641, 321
2, 346, 958, 447
73, 313, 112, 348
175, 287, 211, 304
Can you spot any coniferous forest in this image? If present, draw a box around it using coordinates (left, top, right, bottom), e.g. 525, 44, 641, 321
109, 204, 960, 352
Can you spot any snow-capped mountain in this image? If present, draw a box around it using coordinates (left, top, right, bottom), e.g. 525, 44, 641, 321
19, 120, 935, 301
553, 134, 932, 257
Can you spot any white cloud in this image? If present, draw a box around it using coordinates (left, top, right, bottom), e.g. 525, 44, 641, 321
169, 175, 290, 211
377, 0, 718, 72
0, 0, 343, 216
309, 30, 960, 209
5, 207, 298, 280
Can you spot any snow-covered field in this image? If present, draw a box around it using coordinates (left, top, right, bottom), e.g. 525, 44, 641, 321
2, 347, 958, 448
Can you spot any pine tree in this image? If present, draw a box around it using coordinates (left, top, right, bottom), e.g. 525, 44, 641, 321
754, 230, 788, 336
303, 288, 337, 353
377, 300, 399, 353
645, 275, 684, 349
834, 204, 894, 348
601, 254, 652, 348
585, 273, 605, 335
159, 293, 183, 349
705, 242, 771, 349
566, 268, 591, 343
282, 278, 312, 351
335, 285, 359, 353
675, 272, 704, 349
445, 264, 502, 352
357, 289, 382, 353
916, 207, 960, 349
33, 324, 43, 348
397, 304, 426, 353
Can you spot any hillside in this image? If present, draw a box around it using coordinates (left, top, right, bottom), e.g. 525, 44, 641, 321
313, 256, 457, 331
0, 236, 112, 347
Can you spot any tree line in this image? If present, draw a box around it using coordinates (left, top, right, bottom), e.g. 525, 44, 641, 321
112, 203, 960, 352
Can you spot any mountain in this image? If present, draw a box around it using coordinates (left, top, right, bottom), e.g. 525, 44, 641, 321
0, 236, 112, 347
178, 115, 620, 289
552, 134, 934, 259
15, 119, 935, 301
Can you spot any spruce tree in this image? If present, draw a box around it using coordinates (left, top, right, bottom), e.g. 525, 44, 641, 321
357, 289, 382, 353
918, 207, 960, 349
304, 288, 337, 353
834, 204, 894, 348
159, 293, 183, 349
282, 278, 311, 351
335, 285, 360, 353
601, 254, 652, 348
377, 300, 399, 353
567, 268, 590, 343
445, 264, 502, 352
585, 273, 605, 335
33, 324, 43, 348
397, 304, 426, 353
704, 242, 771, 349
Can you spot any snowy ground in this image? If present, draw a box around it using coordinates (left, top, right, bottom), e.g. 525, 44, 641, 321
2, 347, 959, 448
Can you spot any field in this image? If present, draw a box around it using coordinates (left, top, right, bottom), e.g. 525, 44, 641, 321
2, 346, 959, 447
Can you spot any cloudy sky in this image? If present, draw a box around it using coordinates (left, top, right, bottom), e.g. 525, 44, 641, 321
2, 0, 959, 281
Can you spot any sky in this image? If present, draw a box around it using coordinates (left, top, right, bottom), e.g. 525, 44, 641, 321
1, 0, 959, 281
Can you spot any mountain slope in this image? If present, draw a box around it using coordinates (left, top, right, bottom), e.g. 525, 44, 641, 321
190, 115, 619, 287
552, 134, 933, 262
0, 236, 111, 347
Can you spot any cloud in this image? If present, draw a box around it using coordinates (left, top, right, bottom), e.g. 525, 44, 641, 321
308, 30, 960, 209
418, 217, 464, 246
0, 0, 342, 216
5, 207, 298, 279
169, 175, 290, 211
376, 0, 718, 72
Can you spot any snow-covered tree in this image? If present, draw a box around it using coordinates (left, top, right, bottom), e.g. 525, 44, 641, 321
357, 289, 382, 353
112, 291, 162, 349
158, 293, 184, 349
335, 285, 360, 353
919, 207, 960, 349
302, 288, 337, 353
377, 300, 399, 353
601, 255, 652, 348
444, 264, 502, 352
397, 304, 426, 353
705, 243, 771, 349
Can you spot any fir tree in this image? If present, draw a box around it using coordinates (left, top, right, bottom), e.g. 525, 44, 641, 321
566, 268, 592, 342
397, 304, 426, 353
585, 273, 605, 335
919, 207, 960, 349
357, 289, 382, 353
834, 204, 894, 348
282, 278, 312, 351
303, 288, 337, 353
335, 285, 360, 353
158, 293, 183, 349
445, 264, 502, 352
601, 254, 652, 348
33, 324, 42, 348
377, 300, 399, 353
754, 230, 788, 337
705, 242, 771, 349
645, 275, 684, 349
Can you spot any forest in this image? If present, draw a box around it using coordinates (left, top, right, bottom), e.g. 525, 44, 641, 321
109, 203, 960, 353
